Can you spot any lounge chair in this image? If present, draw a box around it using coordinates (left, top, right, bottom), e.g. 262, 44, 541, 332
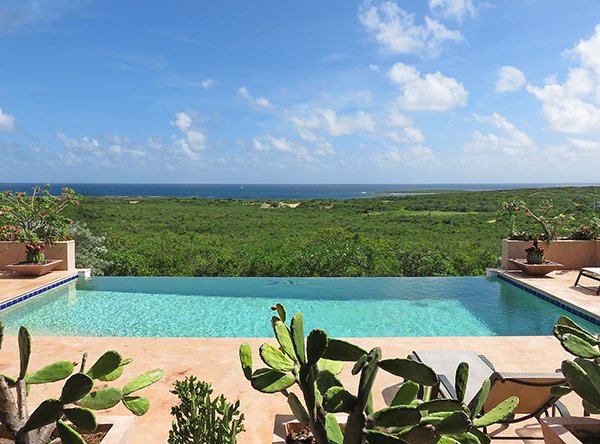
409, 350, 569, 439
574, 267, 600, 295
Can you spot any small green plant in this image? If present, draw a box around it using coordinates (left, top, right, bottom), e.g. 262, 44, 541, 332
0, 322, 163, 444
553, 316, 600, 414
168, 376, 245, 444
240, 304, 519, 444
498, 200, 571, 242
0, 184, 82, 263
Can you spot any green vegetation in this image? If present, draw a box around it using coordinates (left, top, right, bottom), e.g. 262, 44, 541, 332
63, 186, 600, 277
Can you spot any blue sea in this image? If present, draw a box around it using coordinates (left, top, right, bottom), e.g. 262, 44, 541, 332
0, 183, 597, 200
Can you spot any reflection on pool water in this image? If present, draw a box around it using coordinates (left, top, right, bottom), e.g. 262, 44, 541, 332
1, 276, 597, 337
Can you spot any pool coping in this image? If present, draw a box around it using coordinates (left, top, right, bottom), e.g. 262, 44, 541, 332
0, 273, 79, 311
489, 269, 600, 327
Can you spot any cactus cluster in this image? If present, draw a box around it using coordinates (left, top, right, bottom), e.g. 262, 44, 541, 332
0, 322, 163, 444
239, 304, 519, 444
553, 315, 600, 414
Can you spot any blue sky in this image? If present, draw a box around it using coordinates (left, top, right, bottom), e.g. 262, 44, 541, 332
1, 0, 600, 183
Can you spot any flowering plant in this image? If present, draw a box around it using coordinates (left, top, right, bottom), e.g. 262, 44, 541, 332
498, 200, 570, 242
525, 239, 545, 264
0, 184, 82, 263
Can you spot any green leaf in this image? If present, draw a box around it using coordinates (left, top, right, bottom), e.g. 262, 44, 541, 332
123, 395, 150, 416
290, 312, 306, 364
317, 358, 344, 375
560, 334, 600, 358
553, 324, 598, 345
63, 407, 97, 432
27, 361, 74, 384
23, 399, 63, 432
550, 385, 572, 397
397, 424, 437, 444
324, 414, 344, 444
98, 358, 132, 382
86, 350, 122, 380
322, 338, 367, 362
323, 386, 357, 413
275, 303, 286, 323
272, 318, 296, 361
378, 359, 438, 386
1, 374, 17, 388
470, 428, 491, 444
122, 369, 163, 395
259, 343, 294, 371
455, 362, 469, 403
473, 396, 519, 427
287, 392, 310, 425
56, 420, 86, 444
583, 400, 600, 415
562, 360, 600, 410
18, 327, 31, 380
435, 411, 471, 435
369, 406, 422, 428
316, 369, 343, 395
391, 381, 419, 406
61, 373, 94, 404
352, 354, 369, 375
239, 343, 253, 380
307, 329, 328, 365
364, 429, 409, 444
418, 399, 465, 413
250, 368, 295, 393
77, 387, 122, 410
470, 378, 491, 419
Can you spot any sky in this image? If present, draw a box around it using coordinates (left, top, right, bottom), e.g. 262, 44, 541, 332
2, 0, 600, 184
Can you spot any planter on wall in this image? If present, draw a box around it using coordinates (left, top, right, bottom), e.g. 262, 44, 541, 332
0, 240, 75, 272
540, 417, 600, 444
501, 239, 600, 271
508, 258, 563, 276
5, 259, 63, 277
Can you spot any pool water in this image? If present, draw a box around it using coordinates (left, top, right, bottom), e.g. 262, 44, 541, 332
1, 276, 597, 337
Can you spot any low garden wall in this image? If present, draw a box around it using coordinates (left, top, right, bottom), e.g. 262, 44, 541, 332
501, 239, 600, 270
0, 240, 76, 271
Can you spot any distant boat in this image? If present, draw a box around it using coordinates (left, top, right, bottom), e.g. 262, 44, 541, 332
240, 186, 244, 190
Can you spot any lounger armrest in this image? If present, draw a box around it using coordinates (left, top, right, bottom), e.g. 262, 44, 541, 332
493, 371, 565, 382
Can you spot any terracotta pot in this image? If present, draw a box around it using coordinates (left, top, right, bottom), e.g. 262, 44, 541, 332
5, 260, 63, 277
540, 417, 600, 444
508, 258, 563, 276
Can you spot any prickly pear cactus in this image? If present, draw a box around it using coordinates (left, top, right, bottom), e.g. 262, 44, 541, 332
0, 322, 164, 444
240, 304, 519, 444
554, 315, 600, 414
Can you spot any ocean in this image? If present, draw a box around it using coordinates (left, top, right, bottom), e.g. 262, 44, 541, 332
0, 183, 597, 200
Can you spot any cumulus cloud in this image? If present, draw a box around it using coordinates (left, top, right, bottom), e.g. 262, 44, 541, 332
385, 109, 425, 143
57, 132, 147, 164
238, 86, 272, 110
170, 111, 207, 159
252, 135, 314, 162
527, 24, 600, 134
428, 0, 476, 23
201, 79, 214, 90
389, 63, 468, 111
464, 113, 534, 156
375, 145, 434, 164
359, 0, 462, 56
290, 109, 375, 139
495, 65, 526, 92
0, 108, 15, 132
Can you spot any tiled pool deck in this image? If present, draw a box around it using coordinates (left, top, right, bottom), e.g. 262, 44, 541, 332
1, 270, 599, 442
0, 270, 79, 305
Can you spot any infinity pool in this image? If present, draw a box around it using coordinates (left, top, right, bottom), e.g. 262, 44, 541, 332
1, 276, 597, 337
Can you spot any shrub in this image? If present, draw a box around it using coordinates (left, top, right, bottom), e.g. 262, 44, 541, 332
68, 221, 112, 275
169, 376, 245, 444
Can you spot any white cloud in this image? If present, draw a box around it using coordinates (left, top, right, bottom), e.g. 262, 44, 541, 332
315, 142, 335, 156
428, 0, 476, 23
57, 132, 101, 153
201, 79, 214, 90
527, 24, 600, 134
376, 145, 434, 164
170, 111, 207, 159
56, 132, 148, 163
495, 65, 526, 92
0, 108, 15, 132
320, 109, 376, 136
369, 64, 381, 72
389, 63, 468, 111
0, 0, 77, 32
359, 0, 462, 56
464, 113, 534, 156
238, 86, 272, 110
385, 109, 426, 144
252, 135, 314, 162
290, 109, 375, 138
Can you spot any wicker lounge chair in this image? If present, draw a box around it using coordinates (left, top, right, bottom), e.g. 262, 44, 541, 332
574, 267, 600, 295
409, 350, 569, 439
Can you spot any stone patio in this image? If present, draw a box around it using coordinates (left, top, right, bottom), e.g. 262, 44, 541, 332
0, 335, 586, 443
0, 270, 79, 304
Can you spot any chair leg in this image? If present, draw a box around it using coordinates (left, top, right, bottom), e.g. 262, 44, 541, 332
575, 270, 583, 287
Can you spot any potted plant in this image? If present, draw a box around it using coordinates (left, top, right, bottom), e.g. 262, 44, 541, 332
525, 239, 545, 264
507, 239, 563, 276
240, 304, 519, 444
0, 321, 163, 444
540, 316, 600, 444
0, 184, 81, 276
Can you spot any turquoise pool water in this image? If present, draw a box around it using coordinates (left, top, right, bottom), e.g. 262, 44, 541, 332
1, 276, 597, 337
